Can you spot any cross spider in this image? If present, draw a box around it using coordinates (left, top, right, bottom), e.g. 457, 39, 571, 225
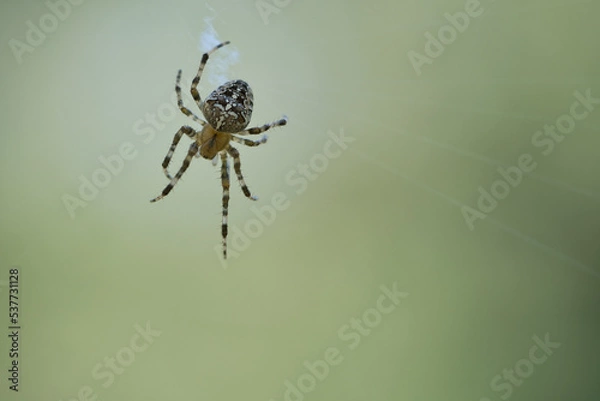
150, 41, 287, 259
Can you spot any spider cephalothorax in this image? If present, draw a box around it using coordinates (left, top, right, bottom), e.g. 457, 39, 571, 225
150, 41, 287, 260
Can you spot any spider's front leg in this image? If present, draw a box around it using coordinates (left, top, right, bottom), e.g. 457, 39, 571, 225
161, 125, 196, 180
227, 145, 258, 201
151, 142, 199, 202
220, 152, 230, 259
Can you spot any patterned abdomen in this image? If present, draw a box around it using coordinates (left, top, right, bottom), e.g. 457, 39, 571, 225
202, 79, 254, 133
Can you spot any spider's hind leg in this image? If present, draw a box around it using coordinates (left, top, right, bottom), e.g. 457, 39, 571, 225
227, 145, 258, 201
230, 135, 268, 147
236, 116, 288, 136
191, 41, 231, 110
175, 70, 207, 126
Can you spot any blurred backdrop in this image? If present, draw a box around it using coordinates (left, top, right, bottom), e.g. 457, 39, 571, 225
1, 0, 599, 400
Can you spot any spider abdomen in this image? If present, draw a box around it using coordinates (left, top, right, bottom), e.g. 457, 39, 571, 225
202, 79, 254, 133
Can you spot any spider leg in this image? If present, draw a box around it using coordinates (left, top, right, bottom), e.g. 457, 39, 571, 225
227, 145, 258, 201
175, 70, 207, 126
150, 142, 199, 202
191, 41, 231, 110
162, 126, 196, 180
220, 151, 230, 259
235, 116, 288, 136
230, 135, 268, 147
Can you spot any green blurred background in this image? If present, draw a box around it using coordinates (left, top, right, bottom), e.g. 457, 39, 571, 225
1, 0, 599, 400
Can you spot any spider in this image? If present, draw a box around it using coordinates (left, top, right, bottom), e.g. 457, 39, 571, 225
150, 41, 287, 259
